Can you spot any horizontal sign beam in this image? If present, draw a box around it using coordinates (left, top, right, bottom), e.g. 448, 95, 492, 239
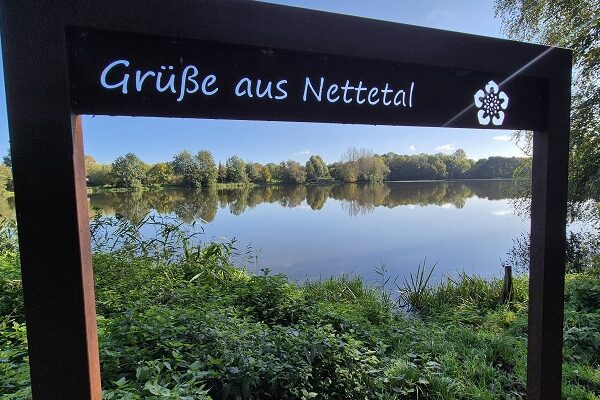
68, 29, 548, 130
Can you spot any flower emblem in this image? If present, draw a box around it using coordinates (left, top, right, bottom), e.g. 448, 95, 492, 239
474, 81, 509, 126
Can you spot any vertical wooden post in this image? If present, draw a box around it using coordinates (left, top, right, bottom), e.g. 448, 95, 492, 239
527, 64, 572, 399
0, 3, 102, 399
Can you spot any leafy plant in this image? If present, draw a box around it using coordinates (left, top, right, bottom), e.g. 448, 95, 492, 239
397, 259, 436, 312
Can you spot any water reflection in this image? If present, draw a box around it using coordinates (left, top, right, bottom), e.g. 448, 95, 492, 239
0, 180, 525, 280
87, 180, 517, 222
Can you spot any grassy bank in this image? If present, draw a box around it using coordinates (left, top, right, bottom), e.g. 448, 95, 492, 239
0, 220, 598, 399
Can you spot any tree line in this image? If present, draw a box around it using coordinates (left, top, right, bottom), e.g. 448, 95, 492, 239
81, 147, 527, 190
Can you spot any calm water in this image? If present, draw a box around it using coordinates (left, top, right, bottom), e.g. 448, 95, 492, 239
87, 180, 529, 283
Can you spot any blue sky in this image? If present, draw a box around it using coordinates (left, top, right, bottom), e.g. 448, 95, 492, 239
0, 0, 522, 165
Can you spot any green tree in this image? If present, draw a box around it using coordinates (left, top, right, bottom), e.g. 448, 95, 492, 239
327, 161, 344, 181
217, 162, 227, 184
340, 147, 360, 183
281, 160, 307, 184
261, 165, 272, 183
247, 162, 267, 183
338, 148, 389, 182
173, 150, 202, 188
384, 152, 451, 181
466, 156, 524, 179
360, 155, 390, 182
428, 155, 448, 180
226, 156, 248, 183
305, 155, 332, 182
146, 162, 175, 186
0, 164, 11, 197
2, 149, 11, 168
442, 149, 473, 179
87, 164, 113, 187
172, 151, 193, 173
265, 163, 282, 182
84, 155, 97, 175
111, 153, 147, 190
495, 0, 600, 201
196, 150, 217, 186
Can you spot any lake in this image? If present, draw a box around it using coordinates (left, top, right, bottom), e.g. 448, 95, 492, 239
86, 180, 529, 284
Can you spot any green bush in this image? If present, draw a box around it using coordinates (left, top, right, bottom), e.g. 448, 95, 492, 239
0, 318, 30, 399
234, 272, 306, 325
0, 254, 23, 321
565, 269, 600, 312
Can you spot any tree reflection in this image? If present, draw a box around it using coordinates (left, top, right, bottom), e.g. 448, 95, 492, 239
332, 183, 391, 216
172, 188, 219, 223
306, 185, 332, 210
82, 181, 518, 222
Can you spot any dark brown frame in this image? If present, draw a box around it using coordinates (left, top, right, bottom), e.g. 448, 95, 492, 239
0, 1, 571, 399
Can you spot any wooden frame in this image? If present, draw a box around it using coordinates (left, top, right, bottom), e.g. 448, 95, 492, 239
0, 1, 571, 399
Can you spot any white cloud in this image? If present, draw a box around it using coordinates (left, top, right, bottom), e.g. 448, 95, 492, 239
435, 143, 456, 153
492, 210, 512, 216
298, 150, 310, 155
493, 135, 512, 142
408, 145, 416, 151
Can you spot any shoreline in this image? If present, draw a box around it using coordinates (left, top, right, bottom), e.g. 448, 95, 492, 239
87, 178, 516, 193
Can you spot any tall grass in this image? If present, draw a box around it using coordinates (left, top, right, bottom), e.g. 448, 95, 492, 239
396, 259, 436, 312
396, 260, 528, 317
90, 211, 247, 285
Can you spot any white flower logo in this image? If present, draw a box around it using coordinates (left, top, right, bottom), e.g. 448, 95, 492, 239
474, 81, 509, 126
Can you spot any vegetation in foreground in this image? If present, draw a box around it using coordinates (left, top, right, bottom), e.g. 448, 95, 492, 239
0, 217, 599, 399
